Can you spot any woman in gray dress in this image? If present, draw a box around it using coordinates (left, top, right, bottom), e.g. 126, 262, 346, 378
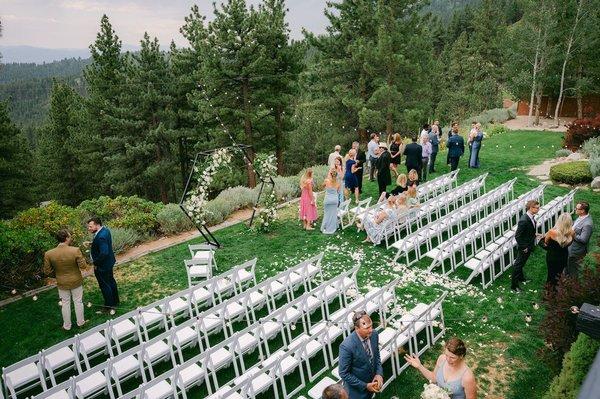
321, 169, 341, 234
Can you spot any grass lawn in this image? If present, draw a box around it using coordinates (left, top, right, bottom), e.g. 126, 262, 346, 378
1, 130, 598, 398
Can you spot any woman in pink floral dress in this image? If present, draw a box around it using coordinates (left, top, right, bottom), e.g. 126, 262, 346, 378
299, 168, 318, 230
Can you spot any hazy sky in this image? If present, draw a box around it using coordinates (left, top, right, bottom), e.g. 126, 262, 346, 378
1, 0, 331, 49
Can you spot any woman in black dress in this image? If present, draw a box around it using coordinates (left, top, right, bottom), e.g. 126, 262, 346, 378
389, 133, 404, 178
541, 213, 574, 289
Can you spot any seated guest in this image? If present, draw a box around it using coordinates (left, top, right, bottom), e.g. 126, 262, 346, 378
377, 173, 408, 202
362, 195, 398, 244
322, 383, 349, 399
407, 169, 419, 187
405, 337, 477, 399
406, 185, 420, 207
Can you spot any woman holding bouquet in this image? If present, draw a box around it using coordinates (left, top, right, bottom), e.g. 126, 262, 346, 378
299, 168, 318, 230
404, 337, 477, 399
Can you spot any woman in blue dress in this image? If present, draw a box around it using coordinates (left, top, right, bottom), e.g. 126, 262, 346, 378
320, 169, 340, 234
344, 149, 360, 203
405, 337, 478, 399
468, 122, 484, 168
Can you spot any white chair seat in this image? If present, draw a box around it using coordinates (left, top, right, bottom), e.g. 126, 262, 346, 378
324, 285, 338, 301
178, 363, 204, 388
341, 277, 354, 289
308, 377, 338, 399
175, 326, 197, 347
306, 295, 321, 312
79, 332, 106, 353
217, 278, 233, 293
141, 308, 163, 326
114, 319, 136, 338
189, 265, 209, 277
192, 251, 211, 260
262, 321, 280, 339
249, 291, 266, 307
486, 242, 500, 252
289, 271, 304, 286
76, 371, 106, 397
475, 249, 491, 260
45, 389, 71, 399
284, 306, 303, 323
143, 380, 172, 399
269, 280, 286, 295
112, 355, 139, 378
208, 348, 232, 371
225, 302, 245, 319
4, 362, 39, 389
206, 386, 243, 399
237, 269, 253, 282
395, 332, 411, 347
166, 298, 188, 314
146, 341, 169, 362
378, 327, 396, 347
306, 263, 319, 277
464, 258, 482, 271
235, 333, 258, 354
192, 286, 210, 304
45, 347, 74, 369
303, 339, 323, 359
203, 311, 222, 332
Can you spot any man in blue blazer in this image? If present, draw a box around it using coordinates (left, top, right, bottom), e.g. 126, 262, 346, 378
87, 217, 119, 311
339, 311, 384, 399
447, 122, 464, 171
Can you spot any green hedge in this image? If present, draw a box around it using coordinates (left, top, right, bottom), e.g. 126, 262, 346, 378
543, 333, 600, 399
549, 161, 593, 185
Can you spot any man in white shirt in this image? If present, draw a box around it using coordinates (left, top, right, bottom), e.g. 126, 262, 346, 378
367, 134, 380, 181
328, 145, 342, 169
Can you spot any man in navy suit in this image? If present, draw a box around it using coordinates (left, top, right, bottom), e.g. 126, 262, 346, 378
339, 311, 384, 399
403, 136, 423, 175
87, 217, 119, 312
447, 122, 464, 171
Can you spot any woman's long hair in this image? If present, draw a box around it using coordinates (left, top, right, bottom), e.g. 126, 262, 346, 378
300, 168, 313, 188
345, 148, 356, 162
553, 213, 574, 247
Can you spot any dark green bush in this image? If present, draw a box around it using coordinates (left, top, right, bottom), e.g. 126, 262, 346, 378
0, 222, 56, 291
543, 333, 600, 399
549, 161, 593, 185
110, 227, 143, 254
77, 196, 163, 235
10, 202, 85, 245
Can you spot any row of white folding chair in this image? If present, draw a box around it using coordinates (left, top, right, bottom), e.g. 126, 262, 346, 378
416, 169, 459, 201
392, 174, 489, 240
426, 185, 545, 275
391, 178, 516, 264
464, 190, 576, 288
337, 199, 353, 230
28, 266, 354, 399
310, 291, 446, 399
116, 268, 361, 399
535, 189, 577, 235
185, 244, 219, 286
3, 257, 305, 399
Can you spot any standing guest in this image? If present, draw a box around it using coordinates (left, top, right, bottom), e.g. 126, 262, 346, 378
322, 384, 349, 399
87, 217, 119, 312
405, 337, 477, 399
428, 124, 440, 173
44, 229, 88, 330
321, 169, 341, 235
541, 213, 574, 289
403, 136, 423, 174
433, 120, 442, 136
407, 169, 420, 188
328, 145, 342, 169
367, 133, 380, 181
468, 123, 484, 168
567, 201, 594, 277
334, 156, 345, 205
299, 169, 318, 230
345, 149, 361, 203
447, 123, 464, 172
388, 133, 403, 177
421, 134, 433, 182
420, 124, 430, 141
339, 311, 384, 399
353, 141, 367, 194
376, 143, 392, 196
511, 200, 542, 293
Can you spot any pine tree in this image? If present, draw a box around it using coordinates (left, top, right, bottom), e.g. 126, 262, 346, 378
0, 102, 35, 218
83, 15, 125, 194
36, 81, 91, 205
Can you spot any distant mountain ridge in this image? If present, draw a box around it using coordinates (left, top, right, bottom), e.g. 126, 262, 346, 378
0, 44, 140, 64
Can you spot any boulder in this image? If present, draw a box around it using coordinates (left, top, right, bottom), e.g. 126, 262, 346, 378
592, 176, 600, 189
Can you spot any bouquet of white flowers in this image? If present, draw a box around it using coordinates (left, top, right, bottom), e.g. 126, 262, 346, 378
420, 383, 451, 399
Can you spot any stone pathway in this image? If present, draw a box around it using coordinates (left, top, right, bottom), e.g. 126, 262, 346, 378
504, 115, 573, 132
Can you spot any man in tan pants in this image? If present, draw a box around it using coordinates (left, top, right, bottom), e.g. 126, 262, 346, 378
44, 229, 88, 330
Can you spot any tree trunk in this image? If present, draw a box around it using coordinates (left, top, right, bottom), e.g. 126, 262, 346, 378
358, 127, 368, 143
242, 78, 256, 188
527, 27, 542, 127
535, 88, 543, 125
386, 111, 393, 138
275, 106, 284, 175
554, 0, 584, 126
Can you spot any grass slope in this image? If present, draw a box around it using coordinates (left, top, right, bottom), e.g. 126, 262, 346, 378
1, 130, 597, 398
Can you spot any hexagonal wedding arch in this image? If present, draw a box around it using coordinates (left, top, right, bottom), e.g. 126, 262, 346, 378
179, 144, 276, 248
